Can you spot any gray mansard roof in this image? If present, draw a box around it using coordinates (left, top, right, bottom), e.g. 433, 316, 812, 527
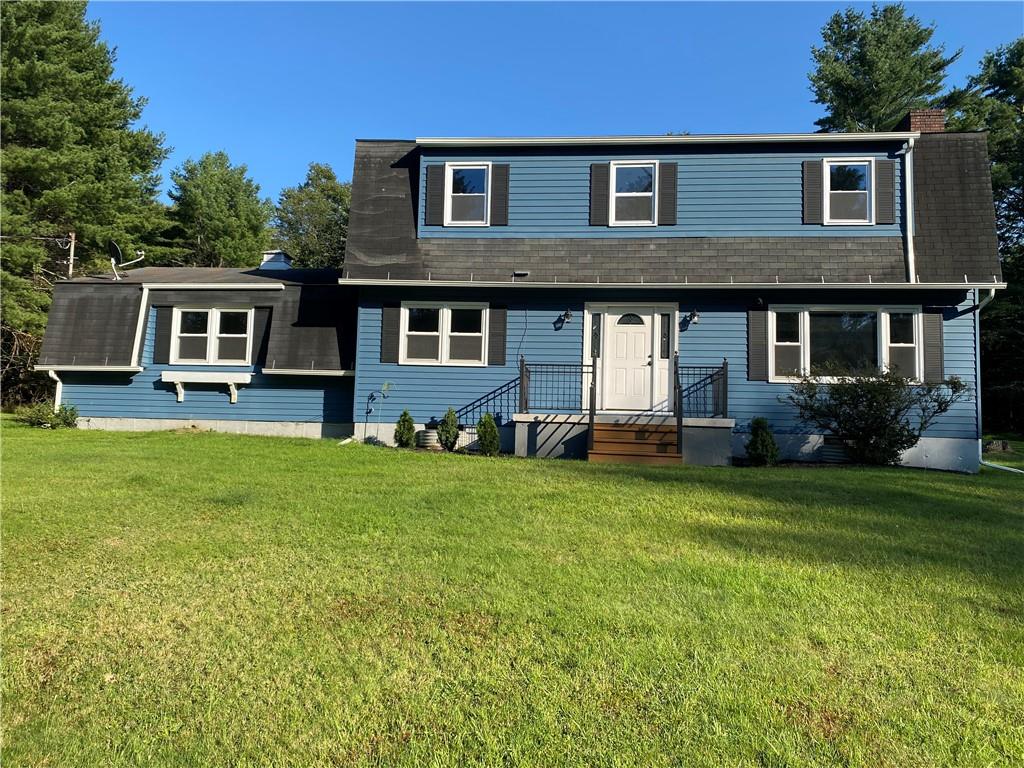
343, 135, 1002, 287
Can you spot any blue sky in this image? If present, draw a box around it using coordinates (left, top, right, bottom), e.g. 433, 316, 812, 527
86, 1, 1023, 202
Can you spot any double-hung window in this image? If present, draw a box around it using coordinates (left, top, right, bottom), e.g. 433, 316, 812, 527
824, 159, 874, 225
769, 306, 922, 382
171, 308, 253, 365
400, 303, 489, 365
444, 163, 490, 226
610, 161, 657, 226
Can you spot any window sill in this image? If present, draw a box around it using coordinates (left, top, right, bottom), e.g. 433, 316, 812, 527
397, 360, 488, 368
160, 371, 252, 404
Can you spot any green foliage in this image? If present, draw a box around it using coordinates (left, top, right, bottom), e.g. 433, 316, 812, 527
437, 408, 460, 452
0, 1, 168, 401
809, 4, 961, 131
476, 413, 500, 457
745, 417, 780, 467
394, 410, 416, 449
16, 403, 78, 429
167, 152, 273, 267
786, 368, 971, 465
273, 163, 351, 268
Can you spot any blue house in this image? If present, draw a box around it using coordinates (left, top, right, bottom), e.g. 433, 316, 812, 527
37, 110, 1005, 471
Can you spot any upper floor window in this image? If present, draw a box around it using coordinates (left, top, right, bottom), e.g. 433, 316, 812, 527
824, 159, 874, 225
768, 305, 921, 382
171, 307, 253, 365
610, 161, 657, 226
444, 163, 490, 226
400, 302, 489, 366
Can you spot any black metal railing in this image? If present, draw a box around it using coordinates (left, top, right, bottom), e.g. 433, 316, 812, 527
519, 358, 595, 414
454, 377, 519, 427
674, 356, 729, 419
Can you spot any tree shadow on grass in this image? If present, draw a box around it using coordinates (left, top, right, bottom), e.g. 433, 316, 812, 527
576, 463, 1024, 585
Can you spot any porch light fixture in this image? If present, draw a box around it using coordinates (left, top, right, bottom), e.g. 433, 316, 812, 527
560, 309, 573, 323
688, 309, 700, 324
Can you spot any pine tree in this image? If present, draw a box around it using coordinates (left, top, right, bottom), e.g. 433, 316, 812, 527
809, 4, 961, 132
274, 163, 351, 268
167, 152, 273, 267
1, 1, 167, 403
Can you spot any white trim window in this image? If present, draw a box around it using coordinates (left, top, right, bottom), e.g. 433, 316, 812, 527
609, 161, 658, 226
400, 302, 489, 366
171, 307, 254, 365
823, 158, 874, 225
444, 162, 490, 226
768, 305, 923, 382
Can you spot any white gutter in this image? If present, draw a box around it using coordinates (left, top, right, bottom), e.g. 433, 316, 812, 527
130, 286, 149, 366
262, 369, 355, 377
904, 137, 917, 283
141, 283, 285, 290
47, 370, 62, 413
415, 131, 920, 147
34, 365, 143, 372
338, 277, 1007, 290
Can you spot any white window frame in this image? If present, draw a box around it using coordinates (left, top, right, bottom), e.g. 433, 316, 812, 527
767, 305, 923, 383
823, 157, 875, 226
609, 160, 659, 227
399, 302, 489, 366
443, 162, 491, 227
170, 307, 255, 366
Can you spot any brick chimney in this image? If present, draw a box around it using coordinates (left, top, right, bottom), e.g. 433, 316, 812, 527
897, 109, 945, 133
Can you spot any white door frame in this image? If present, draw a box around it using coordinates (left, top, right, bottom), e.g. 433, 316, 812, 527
583, 303, 678, 412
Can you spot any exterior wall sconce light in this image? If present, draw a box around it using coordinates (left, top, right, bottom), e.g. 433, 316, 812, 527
688, 309, 700, 324
560, 309, 573, 323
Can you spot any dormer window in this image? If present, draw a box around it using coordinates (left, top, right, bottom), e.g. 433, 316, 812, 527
824, 159, 874, 225
609, 161, 657, 226
444, 163, 490, 226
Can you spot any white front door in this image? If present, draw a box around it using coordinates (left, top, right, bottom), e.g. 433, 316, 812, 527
603, 309, 654, 410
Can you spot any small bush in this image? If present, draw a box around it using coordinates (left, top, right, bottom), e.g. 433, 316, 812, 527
786, 368, 970, 466
16, 402, 78, 429
745, 417, 779, 466
437, 407, 460, 452
394, 409, 416, 448
476, 413, 500, 457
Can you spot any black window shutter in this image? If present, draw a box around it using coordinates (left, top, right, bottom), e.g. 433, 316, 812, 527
922, 311, 945, 383
381, 303, 401, 363
658, 162, 678, 226
875, 158, 896, 224
490, 164, 510, 226
748, 309, 768, 381
425, 165, 444, 226
590, 163, 610, 226
153, 306, 172, 364
488, 306, 507, 365
252, 307, 272, 366
803, 160, 823, 225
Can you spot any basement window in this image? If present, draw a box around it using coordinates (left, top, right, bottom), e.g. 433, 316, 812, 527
824, 159, 874, 225
171, 308, 253, 365
400, 303, 489, 366
444, 163, 490, 226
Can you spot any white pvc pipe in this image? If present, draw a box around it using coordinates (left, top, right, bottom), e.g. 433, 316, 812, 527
47, 369, 62, 413
981, 460, 1024, 475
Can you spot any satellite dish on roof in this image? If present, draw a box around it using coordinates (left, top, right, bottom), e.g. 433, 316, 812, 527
109, 240, 145, 280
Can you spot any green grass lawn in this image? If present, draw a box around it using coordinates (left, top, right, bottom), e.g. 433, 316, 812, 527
2, 422, 1022, 767
983, 434, 1024, 471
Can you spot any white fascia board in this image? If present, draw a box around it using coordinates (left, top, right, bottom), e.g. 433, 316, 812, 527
415, 132, 920, 147
261, 369, 355, 377
142, 283, 285, 290
34, 365, 143, 372
338, 278, 1006, 291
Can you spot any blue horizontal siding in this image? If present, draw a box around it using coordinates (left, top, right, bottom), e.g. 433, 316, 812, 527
419, 146, 904, 239
358, 289, 977, 442
61, 308, 353, 424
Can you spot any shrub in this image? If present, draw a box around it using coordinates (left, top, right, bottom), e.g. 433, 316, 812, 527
394, 409, 416, 448
16, 402, 78, 429
786, 368, 970, 466
476, 412, 500, 457
745, 417, 779, 466
437, 407, 460, 452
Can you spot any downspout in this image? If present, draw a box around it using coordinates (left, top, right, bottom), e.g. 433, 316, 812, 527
47, 370, 63, 413
974, 288, 1020, 472
903, 137, 917, 283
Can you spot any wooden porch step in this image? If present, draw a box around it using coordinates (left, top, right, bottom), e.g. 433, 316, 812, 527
591, 438, 680, 455
592, 425, 677, 443
588, 450, 681, 466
